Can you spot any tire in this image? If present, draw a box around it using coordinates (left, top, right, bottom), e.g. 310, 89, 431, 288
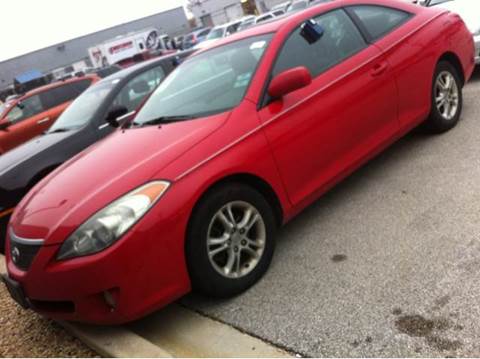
424, 61, 463, 134
186, 183, 276, 298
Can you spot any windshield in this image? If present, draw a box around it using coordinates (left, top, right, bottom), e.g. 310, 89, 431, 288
49, 80, 116, 132
207, 28, 225, 40
133, 34, 272, 125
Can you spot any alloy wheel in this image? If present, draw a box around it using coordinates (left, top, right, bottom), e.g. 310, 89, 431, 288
207, 201, 266, 279
435, 71, 459, 121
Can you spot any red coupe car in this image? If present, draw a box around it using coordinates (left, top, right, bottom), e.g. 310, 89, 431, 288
2, 0, 475, 324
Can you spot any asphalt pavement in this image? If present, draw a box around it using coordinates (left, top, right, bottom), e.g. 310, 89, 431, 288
183, 67, 480, 357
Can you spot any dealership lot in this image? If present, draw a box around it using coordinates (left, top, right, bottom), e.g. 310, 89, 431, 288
181, 67, 480, 357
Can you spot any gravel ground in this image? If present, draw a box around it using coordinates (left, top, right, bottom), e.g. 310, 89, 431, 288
0, 264, 97, 357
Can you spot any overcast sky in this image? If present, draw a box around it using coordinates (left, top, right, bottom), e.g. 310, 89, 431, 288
0, 0, 188, 62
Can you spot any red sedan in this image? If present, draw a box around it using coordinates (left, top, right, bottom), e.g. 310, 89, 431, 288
2, 0, 474, 324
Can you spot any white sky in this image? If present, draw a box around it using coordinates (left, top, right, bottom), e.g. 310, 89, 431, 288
0, 0, 188, 62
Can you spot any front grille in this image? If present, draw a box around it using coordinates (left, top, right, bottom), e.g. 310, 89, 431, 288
9, 231, 43, 271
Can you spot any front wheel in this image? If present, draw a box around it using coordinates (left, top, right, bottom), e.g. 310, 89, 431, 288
424, 61, 463, 133
186, 183, 276, 298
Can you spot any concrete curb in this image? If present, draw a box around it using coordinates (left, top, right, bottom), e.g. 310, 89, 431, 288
59, 321, 172, 358
130, 304, 291, 358
1, 254, 290, 357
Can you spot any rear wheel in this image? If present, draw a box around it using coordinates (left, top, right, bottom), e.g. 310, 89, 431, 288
424, 61, 463, 133
186, 183, 276, 297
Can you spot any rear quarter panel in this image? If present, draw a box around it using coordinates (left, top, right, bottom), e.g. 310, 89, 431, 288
371, 2, 474, 132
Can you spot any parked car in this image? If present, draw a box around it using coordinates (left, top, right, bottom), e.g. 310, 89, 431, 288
183, 28, 212, 49
271, 1, 292, 13
174, 35, 185, 50
286, 0, 331, 14
237, 15, 257, 31
0, 76, 99, 155
0, 51, 194, 252
286, 0, 309, 13
194, 20, 243, 49
2, 0, 474, 324
85, 65, 123, 78
238, 12, 283, 32
416, 0, 480, 64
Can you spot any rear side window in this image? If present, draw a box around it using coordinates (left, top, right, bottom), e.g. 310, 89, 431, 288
41, 79, 92, 110
6, 95, 44, 123
348, 5, 411, 41
274, 9, 366, 77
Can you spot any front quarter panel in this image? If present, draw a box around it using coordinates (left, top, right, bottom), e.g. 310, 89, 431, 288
160, 100, 292, 223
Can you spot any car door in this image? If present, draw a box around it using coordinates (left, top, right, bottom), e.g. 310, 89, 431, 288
0, 94, 46, 152
258, 8, 399, 206
346, 5, 423, 131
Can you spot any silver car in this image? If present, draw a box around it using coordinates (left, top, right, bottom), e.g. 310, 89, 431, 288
418, 0, 480, 64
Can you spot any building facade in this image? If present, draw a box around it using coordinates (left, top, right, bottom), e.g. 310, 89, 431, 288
0, 7, 189, 89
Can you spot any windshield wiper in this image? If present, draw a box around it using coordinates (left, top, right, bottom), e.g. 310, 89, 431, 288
133, 115, 198, 127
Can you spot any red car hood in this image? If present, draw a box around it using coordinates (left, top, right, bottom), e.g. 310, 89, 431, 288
11, 114, 227, 244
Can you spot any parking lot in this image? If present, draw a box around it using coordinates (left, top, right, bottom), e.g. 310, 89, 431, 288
178, 67, 480, 357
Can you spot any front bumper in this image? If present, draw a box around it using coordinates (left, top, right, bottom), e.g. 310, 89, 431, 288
474, 34, 480, 64
3, 202, 192, 325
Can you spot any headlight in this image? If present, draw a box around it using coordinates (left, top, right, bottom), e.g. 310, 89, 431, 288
57, 181, 170, 260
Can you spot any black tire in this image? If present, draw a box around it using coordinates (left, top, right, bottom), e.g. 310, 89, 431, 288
424, 61, 463, 134
186, 183, 276, 298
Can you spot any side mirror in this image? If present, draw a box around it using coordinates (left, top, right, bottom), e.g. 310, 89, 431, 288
105, 105, 129, 128
0, 121, 10, 131
131, 80, 150, 94
268, 66, 312, 99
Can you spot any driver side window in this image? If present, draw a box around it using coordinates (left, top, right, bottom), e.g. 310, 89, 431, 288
112, 66, 166, 112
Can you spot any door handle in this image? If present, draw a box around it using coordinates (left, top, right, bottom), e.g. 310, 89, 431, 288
37, 117, 50, 124
371, 62, 388, 77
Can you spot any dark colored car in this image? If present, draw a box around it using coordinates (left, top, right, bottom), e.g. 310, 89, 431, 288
0, 51, 194, 251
